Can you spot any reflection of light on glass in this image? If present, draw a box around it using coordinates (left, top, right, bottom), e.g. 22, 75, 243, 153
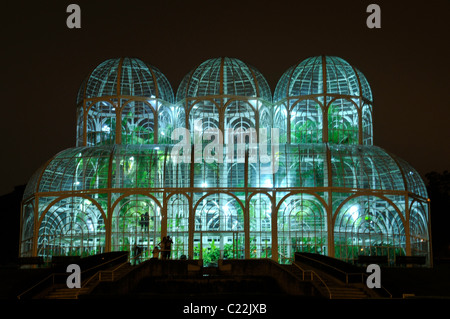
194, 119, 203, 132
265, 207, 272, 219
263, 179, 273, 188
223, 205, 229, 214
87, 218, 94, 231
102, 125, 111, 133
349, 205, 359, 220
201, 182, 208, 188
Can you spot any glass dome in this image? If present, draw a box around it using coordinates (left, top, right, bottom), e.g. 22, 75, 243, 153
274, 56, 373, 145
76, 57, 175, 146
174, 57, 273, 144
176, 57, 272, 102
77, 57, 174, 103
274, 56, 372, 102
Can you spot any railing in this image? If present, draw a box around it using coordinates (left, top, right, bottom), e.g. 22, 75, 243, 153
279, 252, 332, 299
98, 260, 130, 282
296, 253, 364, 284
17, 252, 129, 300
17, 272, 66, 300
67, 253, 132, 299
294, 253, 392, 298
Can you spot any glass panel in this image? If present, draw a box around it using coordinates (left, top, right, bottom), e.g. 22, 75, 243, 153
249, 193, 272, 259
37, 196, 106, 261
277, 193, 327, 263
110, 194, 162, 260
334, 195, 406, 266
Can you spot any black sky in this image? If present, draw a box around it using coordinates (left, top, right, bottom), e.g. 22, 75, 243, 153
1, 0, 449, 196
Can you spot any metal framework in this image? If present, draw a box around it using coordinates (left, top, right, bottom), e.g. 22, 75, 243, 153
20, 56, 431, 266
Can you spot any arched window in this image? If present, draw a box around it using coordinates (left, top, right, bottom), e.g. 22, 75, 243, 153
334, 195, 405, 265
277, 193, 327, 263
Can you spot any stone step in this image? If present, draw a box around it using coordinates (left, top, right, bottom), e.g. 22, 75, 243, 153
45, 288, 90, 299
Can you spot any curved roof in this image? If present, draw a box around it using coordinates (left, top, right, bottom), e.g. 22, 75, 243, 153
77, 57, 174, 104
176, 57, 272, 102
24, 144, 427, 199
274, 56, 372, 103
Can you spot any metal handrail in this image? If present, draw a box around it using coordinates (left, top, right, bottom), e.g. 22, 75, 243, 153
17, 272, 66, 300
98, 260, 130, 281
17, 252, 129, 299
72, 255, 131, 298
79, 252, 129, 276
294, 253, 392, 298
279, 253, 332, 299
291, 259, 333, 299
295, 253, 361, 284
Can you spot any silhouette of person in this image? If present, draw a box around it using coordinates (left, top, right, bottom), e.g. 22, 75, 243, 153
165, 236, 173, 259
159, 237, 167, 259
143, 212, 149, 231
133, 243, 142, 265
139, 214, 145, 231
152, 245, 160, 259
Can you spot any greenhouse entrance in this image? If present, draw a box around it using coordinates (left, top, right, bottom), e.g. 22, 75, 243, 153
193, 231, 244, 263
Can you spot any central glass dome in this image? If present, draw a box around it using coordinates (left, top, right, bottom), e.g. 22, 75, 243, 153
176, 57, 272, 101
174, 57, 274, 143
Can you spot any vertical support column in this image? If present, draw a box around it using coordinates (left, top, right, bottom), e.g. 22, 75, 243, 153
321, 55, 329, 143
358, 103, 363, 145
153, 101, 159, 144
326, 194, 334, 258
244, 150, 250, 259
105, 192, 112, 253
188, 196, 194, 260
115, 58, 124, 145
271, 192, 278, 262
32, 196, 39, 257
161, 196, 168, 241
325, 144, 335, 258
115, 101, 122, 145
82, 101, 88, 146
188, 144, 195, 259
105, 146, 116, 253
405, 194, 411, 256
161, 148, 168, 241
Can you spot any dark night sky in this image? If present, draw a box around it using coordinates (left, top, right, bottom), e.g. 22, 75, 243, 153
1, 0, 449, 196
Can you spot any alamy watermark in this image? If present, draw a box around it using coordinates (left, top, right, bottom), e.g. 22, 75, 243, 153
366, 4, 381, 29
366, 263, 381, 289
67, 4, 380, 30
66, 264, 81, 288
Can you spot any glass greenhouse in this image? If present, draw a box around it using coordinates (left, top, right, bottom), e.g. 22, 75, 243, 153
20, 56, 431, 266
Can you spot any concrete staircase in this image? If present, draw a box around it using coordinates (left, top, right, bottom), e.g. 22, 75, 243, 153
282, 263, 370, 299
43, 262, 134, 299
